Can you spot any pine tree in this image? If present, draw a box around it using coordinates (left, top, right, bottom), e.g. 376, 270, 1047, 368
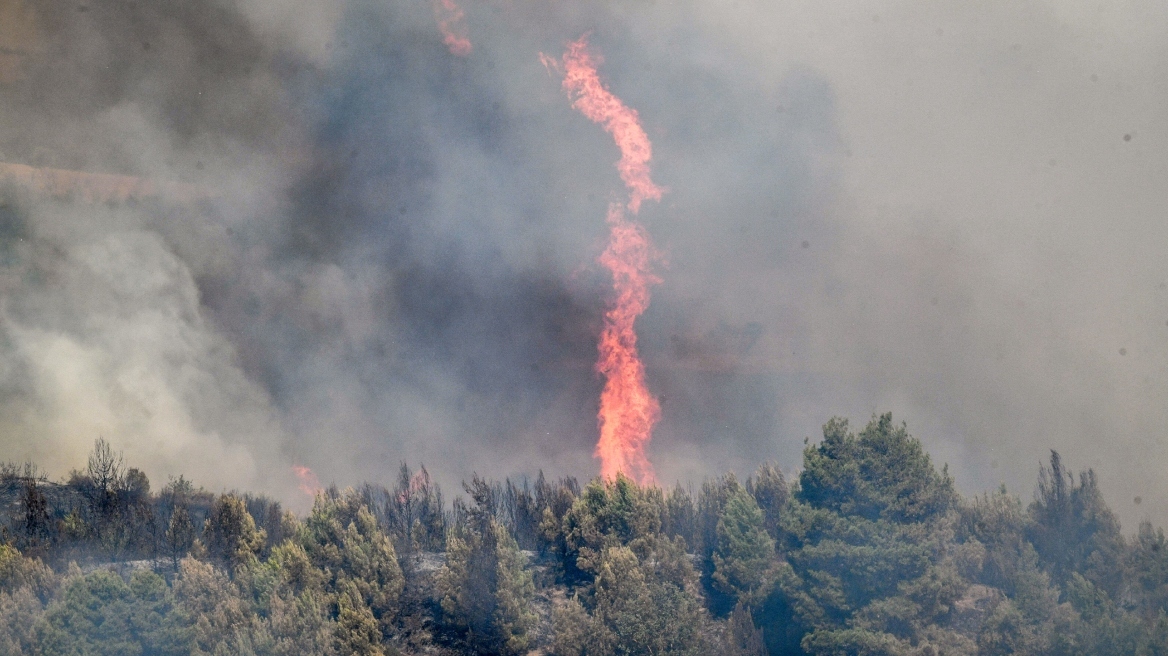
747, 462, 789, 540
723, 603, 767, 656
439, 478, 535, 655
203, 494, 266, 573
712, 487, 775, 600
18, 476, 51, 555
665, 483, 698, 550
559, 474, 665, 576
334, 579, 385, 656
301, 489, 404, 639
551, 545, 709, 655
1027, 451, 1125, 597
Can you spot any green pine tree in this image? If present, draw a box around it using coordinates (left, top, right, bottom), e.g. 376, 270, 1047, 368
712, 487, 776, 600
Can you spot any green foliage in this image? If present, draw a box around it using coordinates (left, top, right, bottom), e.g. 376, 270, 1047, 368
1027, 451, 1125, 597
439, 478, 535, 654
748, 462, 790, 540
204, 494, 267, 573
722, 603, 767, 656
173, 557, 264, 654
36, 569, 188, 655
975, 597, 1055, 656
334, 579, 385, 656
798, 415, 957, 523
300, 489, 404, 639
247, 540, 337, 656
550, 471, 709, 655
0, 544, 56, 600
559, 474, 665, 576
1130, 522, 1168, 621
538, 474, 583, 579
712, 487, 776, 600
14, 414, 1168, 656
551, 544, 709, 656
697, 472, 744, 562
758, 415, 972, 655
1057, 573, 1148, 656
800, 627, 907, 656
171, 497, 401, 656
0, 545, 59, 654
0, 584, 44, 655
263, 580, 336, 656
664, 483, 698, 550
959, 487, 1028, 592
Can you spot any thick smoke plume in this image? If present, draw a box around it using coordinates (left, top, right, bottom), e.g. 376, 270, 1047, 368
0, 0, 1166, 527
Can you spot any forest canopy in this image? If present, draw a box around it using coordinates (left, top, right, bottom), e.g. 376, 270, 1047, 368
1, 414, 1166, 655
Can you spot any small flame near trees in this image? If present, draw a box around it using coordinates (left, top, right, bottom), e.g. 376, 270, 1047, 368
292, 465, 322, 498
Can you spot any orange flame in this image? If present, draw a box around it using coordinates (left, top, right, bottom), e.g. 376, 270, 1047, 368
432, 0, 472, 56
595, 203, 661, 484
552, 36, 665, 214
545, 36, 665, 484
292, 465, 322, 498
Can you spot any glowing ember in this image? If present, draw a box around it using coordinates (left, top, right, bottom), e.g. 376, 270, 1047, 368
545, 36, 665, 484
432, 0, 472, 56
292, 465, 322, 498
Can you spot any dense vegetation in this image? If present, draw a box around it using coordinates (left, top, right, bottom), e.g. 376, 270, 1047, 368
3, 414, 1168, 655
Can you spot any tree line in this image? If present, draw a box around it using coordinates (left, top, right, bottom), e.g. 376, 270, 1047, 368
2, 414, 1168, 655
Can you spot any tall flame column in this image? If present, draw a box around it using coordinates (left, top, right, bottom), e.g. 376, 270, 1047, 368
545, 36, 665, 484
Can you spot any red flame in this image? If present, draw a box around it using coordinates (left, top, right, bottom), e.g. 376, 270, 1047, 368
292, 465, 321, 498
595, 204, 662, 484
432, 0, 472, 56
545, 36, 665, 484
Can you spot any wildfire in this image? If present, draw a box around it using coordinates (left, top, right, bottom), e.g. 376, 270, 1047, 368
544, 37, 664, 213
545, 36, 665, 484
595, 204, 662, 483
398, 468, 433, 504
292, 465, 322, 498
432, 0, 472, 56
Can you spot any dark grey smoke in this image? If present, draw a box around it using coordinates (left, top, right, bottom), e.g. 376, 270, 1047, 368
1, 0, 1165, 525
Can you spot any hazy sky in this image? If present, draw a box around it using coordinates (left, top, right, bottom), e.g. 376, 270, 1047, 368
0, 0, 1165, 524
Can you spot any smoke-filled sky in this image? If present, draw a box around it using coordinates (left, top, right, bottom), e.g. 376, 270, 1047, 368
0, 0, 1165, 524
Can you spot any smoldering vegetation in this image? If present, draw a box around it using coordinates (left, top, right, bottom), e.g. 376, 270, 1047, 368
5, 418, 1168, 654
